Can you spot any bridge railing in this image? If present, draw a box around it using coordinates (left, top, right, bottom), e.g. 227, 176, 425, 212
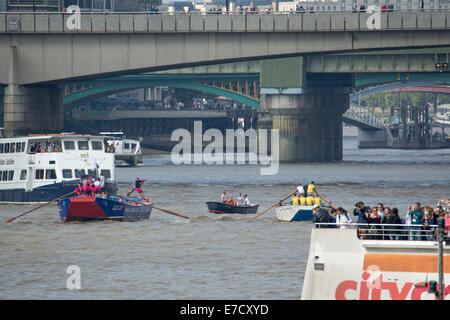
1, 9, 449, 33
344, 105, 384, 129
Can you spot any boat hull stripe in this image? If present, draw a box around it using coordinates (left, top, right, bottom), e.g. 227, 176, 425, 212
363, 253, 450, 273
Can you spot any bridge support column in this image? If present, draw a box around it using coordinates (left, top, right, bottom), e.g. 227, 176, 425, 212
260, 57, 353, 162
3, 85, 63, 138
262, 87, 350, 162
3, 46, 63, 137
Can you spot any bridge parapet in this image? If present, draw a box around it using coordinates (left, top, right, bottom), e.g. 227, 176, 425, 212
1, 10, 449, 33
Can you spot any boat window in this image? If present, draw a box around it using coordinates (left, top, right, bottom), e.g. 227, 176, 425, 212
77, 141, 89, 150
88, 169, 97, 178
4, 143, 9, 153
0, 144, 3, 153
20, 170, 27, 180
46, 169, 57, 180
100, 169, 111, 179
64, 141, 75, 150
62, 169, 73, 179
8, 170, 14, 181
16, 142, 21, 153
35, 169, 44, 180
74, 169, 86, 178
1, 171, 6, 181
131, 143, 136, 150
9, 143, 15, 153
22, 142, 26, 152
91, 141, 103, 151
124, 143, 130, 149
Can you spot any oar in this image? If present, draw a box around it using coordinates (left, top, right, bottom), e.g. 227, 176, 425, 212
5, 191, 75, 223
315, 189, 336, 210
249, 190, 297, 222
145, 203, 190, 220
118, 195, 189, 220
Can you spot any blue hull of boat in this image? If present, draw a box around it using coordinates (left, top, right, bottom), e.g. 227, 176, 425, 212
57, 196, 152, 222
290, 209, 314, 221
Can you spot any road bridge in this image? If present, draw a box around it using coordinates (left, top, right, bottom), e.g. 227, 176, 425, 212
2, 10, 450, 161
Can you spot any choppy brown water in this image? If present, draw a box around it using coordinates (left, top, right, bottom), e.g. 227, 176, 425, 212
1, 137, 450, 299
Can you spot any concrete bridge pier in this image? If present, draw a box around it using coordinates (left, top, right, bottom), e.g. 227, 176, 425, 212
3, 46, 63, 137
262, 87, 350, 162
259, 57, 352, 162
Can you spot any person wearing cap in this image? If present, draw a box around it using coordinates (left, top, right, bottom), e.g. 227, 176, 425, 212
127, 177, 147, 199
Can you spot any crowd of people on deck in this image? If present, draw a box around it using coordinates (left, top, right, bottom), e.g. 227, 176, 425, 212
221, 191, 251, 206
29, 141, 62, 153
74, 173, 106, 198
311, 197, 450, 242
74, 175, 149, 201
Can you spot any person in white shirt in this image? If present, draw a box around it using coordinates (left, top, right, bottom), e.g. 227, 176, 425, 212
236, 193, 244, 206
297, 184, 305, 197
336, 207, 352, 229
243, 194, 250, 206
99, 173, 106, 197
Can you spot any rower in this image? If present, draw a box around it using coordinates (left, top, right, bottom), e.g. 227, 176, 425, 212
127, 177, 147, 199
227, 197, 237, 206
292, 193, 299, 206
306, 193, 315, 206
314, 196, 321, 206
299, 195, 306, 206
74, 179, 84, 196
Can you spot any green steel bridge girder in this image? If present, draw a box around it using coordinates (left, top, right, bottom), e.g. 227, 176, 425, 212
63, 79, 261, 109
355, 72, 450, 87
63, 72, 450, 110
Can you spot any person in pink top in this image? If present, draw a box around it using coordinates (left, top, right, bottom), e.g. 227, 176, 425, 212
127, 177, 147, 199
221, 191, 227, 203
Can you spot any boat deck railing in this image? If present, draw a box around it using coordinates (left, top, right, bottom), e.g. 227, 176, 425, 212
314, 223, 448, 241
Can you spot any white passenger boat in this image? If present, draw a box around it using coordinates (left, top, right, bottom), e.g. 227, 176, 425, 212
301, 223, 450, 300
434, 104, 450, 127
100, 132, 143, 167
0, 133, 117, 203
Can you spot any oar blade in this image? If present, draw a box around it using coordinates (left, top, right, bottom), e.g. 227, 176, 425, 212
249, 190, 297, 222
4, 190, 75, 223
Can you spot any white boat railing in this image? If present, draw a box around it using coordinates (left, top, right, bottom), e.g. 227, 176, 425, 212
314, 223, 447, 241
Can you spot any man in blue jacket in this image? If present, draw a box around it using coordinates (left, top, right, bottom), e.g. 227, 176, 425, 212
353, 201, 369, 226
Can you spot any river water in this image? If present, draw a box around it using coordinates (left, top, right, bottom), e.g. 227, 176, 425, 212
1, 135, 449, 299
